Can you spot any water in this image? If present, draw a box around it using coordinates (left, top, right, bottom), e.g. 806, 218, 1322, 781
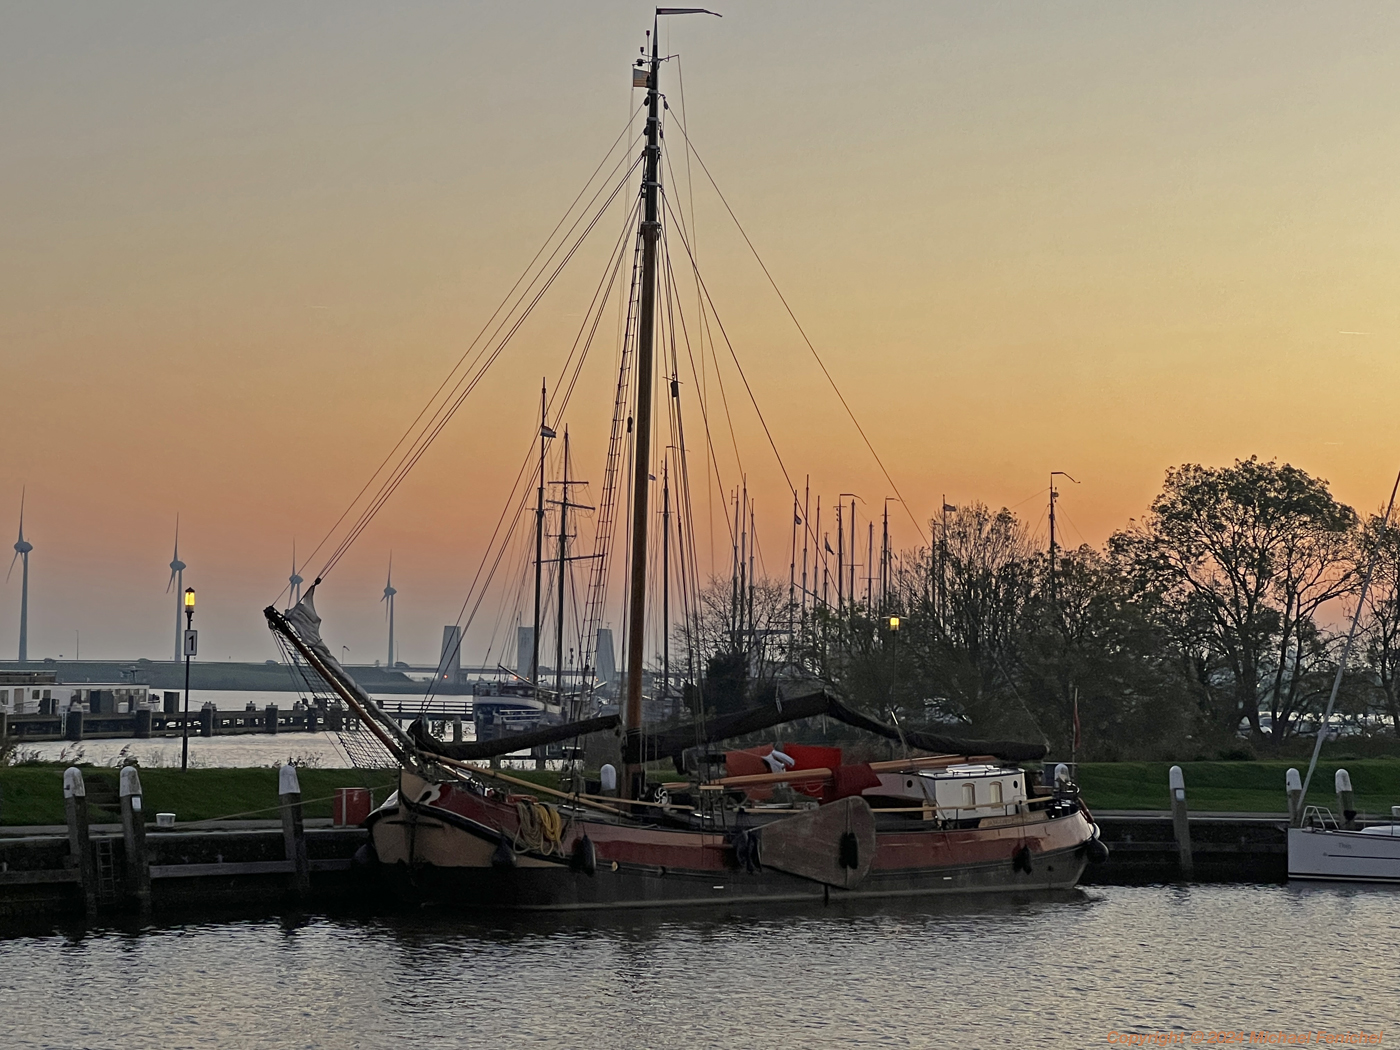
1, 885, 1395, 1048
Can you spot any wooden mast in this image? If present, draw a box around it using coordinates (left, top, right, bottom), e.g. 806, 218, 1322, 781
622, 6, 720, 802
621, 19, 664, 801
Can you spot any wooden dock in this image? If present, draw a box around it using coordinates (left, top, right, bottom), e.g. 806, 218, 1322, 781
0, 765, 375, 920
1087, 811, 1289, 884
1, 701, 473, 743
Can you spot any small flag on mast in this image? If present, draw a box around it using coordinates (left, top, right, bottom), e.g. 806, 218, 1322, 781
541, 424, 557, 439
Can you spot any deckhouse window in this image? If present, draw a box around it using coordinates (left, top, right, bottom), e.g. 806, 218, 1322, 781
990, 782, 1003, 805
962, 783, 976, 808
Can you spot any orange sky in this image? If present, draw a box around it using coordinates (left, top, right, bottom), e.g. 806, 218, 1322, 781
5, 2, 1400, 664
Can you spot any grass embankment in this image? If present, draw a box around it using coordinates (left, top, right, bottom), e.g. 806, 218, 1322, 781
1077, 760, 1400, 814
0, 765, 565, 826
7, 760, 1396, 823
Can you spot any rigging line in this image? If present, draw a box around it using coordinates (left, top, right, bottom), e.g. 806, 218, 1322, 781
662, 137, 724, 577
659, 220, 723, 577
666, 115, 928, 544
424, 201, 641, 703
323, 156, 645, 578
661, 192, 806, 540
289, 112, 645, 593
674, 54, 715, 581
323, 155, 645, 578
579, 215, 647, 696
659, 208, 741, 543
559, 198, 643, 414
660, 145, 733, 506
320, 149, 645, 578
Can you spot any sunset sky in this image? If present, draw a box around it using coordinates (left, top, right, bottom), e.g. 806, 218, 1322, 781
5, 2, 1400, 664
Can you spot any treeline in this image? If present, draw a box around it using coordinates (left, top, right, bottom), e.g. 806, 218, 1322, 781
690, 457, 1400, 760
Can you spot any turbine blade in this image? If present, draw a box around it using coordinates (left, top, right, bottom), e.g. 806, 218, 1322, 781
166, 568, 176, 593
5, 550, 16, 584
16, 488, 24, 543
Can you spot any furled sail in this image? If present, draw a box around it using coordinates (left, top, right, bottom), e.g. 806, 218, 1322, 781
639, 682, 1048, 765
410, 714, 620, 762
267, 587, 414, 754
405, 679, 1045, 766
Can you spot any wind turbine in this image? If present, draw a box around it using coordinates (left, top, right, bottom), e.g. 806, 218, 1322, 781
289, 541, 303, 605
8, 489, 33, 662
381, 553, 397, 668
167, 516, 187, 662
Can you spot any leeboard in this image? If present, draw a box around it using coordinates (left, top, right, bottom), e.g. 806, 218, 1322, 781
757, 796, 877, 889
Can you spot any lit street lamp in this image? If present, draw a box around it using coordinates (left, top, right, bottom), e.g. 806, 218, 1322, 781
181, 587, 197, 772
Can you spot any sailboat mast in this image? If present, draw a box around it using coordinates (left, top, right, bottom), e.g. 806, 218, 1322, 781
533, 380, 548, 695
556, 429, 570, 703
662, 462, 670, 714
836, 502, 844, 609
622, 22, 663, 800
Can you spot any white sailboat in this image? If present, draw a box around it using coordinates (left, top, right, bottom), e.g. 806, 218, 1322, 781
1287, 473, 1400, 883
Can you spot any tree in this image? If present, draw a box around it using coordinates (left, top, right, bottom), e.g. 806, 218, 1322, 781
1113, 457, 1357, 740
1020, 544, 1197, 759
1358, 511, 1400, 734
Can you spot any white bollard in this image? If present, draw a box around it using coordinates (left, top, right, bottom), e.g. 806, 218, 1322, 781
119, 766, 151, 910
1335, 768, 1357, 829
1169, 765, 1193, 879
64, 767, 97, 916
1286, 768, 1303, 827
600, 763, 617, 796
279, 764, 310, 899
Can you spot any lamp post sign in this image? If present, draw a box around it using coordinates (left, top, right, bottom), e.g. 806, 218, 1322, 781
181, 588, 196, 772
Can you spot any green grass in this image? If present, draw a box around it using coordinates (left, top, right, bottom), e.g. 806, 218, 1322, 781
1077, 759, 1400, 815
7, 759, 1393, 824
0, 766, 399, 826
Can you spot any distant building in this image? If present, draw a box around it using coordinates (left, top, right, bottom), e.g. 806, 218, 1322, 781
0, 669, 154, 715
436, 626, 463, 683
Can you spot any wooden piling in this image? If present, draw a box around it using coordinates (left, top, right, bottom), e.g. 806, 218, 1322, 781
452, 718, 463, 743
64, 767, 98, 917
1168, 765, 1193, 879
200, 705, 215, 738
265, 705, 279, 735
119, 766, 151, 913
279, 764, 310, 900
1286, 767, 1303, 827
64, 709, 84, 742
135, 707, 152, 739
1335, 768, 1357, 829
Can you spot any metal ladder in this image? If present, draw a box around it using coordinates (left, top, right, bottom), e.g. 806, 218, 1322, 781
93, 837, 118, 903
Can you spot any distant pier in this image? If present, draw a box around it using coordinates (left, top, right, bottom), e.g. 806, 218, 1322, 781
1, 700, 473, 743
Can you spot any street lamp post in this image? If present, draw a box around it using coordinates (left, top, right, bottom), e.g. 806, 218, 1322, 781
181, 588, 196, 772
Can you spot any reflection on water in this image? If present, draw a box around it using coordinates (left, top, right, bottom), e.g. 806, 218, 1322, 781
1, 885, 1397, 1048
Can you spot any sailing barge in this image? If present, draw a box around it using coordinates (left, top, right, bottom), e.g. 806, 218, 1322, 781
269, 593, 1101, 910
265, 11, 1101, 911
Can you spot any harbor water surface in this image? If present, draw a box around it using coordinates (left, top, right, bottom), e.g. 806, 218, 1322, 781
2, 885, 1395, 1047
